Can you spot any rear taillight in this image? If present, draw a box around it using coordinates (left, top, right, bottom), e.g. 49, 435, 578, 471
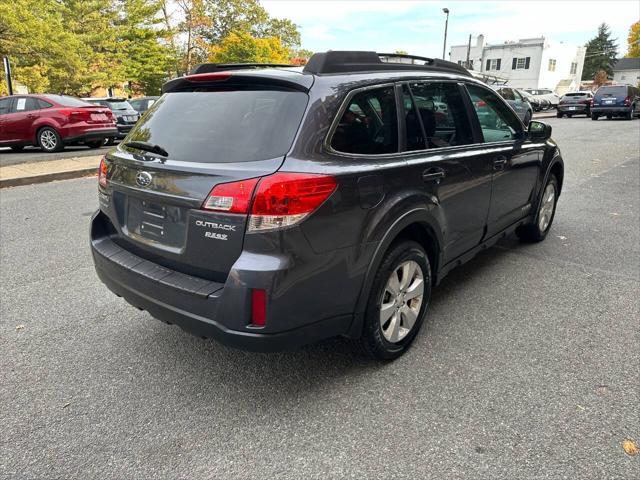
202, 178, 260, 213
60, 108, 90, 122
98, 156, 108, 188
623, 96, 631, 106
249, 173, 337, 231
201, 172, 337, 232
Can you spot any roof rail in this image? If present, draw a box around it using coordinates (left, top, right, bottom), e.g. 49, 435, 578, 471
190, 63, 296, 74
303, 51, 471, 77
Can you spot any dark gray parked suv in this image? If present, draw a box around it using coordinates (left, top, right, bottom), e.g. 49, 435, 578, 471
91, 51, 564, 360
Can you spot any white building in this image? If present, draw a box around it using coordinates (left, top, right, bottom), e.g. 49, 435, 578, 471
612, 58, 640, 85
450, 35, 586, 94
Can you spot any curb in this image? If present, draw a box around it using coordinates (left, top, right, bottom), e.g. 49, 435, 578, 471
0, 167, 97, 188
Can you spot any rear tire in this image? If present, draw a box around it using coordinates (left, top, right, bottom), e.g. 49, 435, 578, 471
37, 127, 63, 153
625, 106, 634, 120
516, 174, 558, 243
359, 241, 431, 361
86, 140, 102, 149
567, 114, 572, 118
104, 137, 115, 146
606, 114, 612, 120
10, 145, 25, 152
591, 113, 598, 121
556, 111, 563, 118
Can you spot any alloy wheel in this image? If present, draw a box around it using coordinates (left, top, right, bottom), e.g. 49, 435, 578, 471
538, 183, 556, 232
40, 130, 57, 150
379, 260, 424, 343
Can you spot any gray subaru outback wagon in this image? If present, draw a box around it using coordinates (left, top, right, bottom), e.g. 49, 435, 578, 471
91, 51, 563, 360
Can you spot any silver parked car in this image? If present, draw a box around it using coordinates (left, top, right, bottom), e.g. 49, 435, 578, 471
494, 86, 534, 125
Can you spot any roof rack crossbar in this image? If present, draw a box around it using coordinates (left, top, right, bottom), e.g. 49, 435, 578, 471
303, 51, 471, 77
190, 63, 295, 74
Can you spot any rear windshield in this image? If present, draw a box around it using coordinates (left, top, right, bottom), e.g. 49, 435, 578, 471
595, 86, 627, 97
124, 90, 308, 163
565, 93, 588, 97
43, 95, 93, 107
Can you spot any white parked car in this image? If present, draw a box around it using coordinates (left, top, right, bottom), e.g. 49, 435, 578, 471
523, 88, 560, 108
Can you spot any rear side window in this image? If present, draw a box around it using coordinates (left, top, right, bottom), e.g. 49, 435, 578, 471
331, 86, 398, 155
37, 99, 53, 109
0, 98, 12, 115
406, 82, 473, 149
467, 84, 523, 143
126, 89, 308, 163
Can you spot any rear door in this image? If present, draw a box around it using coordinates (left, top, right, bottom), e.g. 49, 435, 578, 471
100, 87, 309, 281
465, 83, 542, 237
0, 97, 13, 142
402, 80, 493, 263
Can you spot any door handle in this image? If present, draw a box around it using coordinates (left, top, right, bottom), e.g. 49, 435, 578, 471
26, 114, 36, 118
493, 156, 508, 171
422, 167, 446, 184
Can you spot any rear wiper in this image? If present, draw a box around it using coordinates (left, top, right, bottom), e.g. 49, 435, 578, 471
124, 141, 168, 157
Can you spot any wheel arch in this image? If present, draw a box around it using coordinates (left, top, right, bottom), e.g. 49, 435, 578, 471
346, 209, 443, 339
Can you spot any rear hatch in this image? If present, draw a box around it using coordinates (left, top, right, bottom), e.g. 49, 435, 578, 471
595, 86, 628, 106
561, 93, 590, 108
101, 82, 309, 281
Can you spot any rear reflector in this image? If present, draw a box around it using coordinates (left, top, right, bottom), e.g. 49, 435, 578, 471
98, 156, 108, 188
251, 289, 267, 327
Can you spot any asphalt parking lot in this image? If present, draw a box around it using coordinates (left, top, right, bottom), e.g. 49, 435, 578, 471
1, 117, 638, 479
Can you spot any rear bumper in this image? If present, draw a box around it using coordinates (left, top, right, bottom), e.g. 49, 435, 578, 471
64, 127, 118, 144
116, 124, 135, 138
558, 104, 588, 113
591, 106, 631, 115
90, 211, 352, 351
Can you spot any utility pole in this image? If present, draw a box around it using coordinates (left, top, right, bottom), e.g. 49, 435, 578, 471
442, 8, 450, 60
466, 34, 471, 69
3, 57, 13, 95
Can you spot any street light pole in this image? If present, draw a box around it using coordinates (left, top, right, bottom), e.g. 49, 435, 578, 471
442, 8, 450, 60
3, 57, 13, 95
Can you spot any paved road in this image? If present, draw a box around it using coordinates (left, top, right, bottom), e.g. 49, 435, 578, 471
0, 143, 116, 167
1, 117, 638, 479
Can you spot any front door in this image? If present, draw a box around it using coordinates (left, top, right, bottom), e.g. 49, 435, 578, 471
401, 81, 493, 264
466, 83, 542, 237
4, 97, 39, 143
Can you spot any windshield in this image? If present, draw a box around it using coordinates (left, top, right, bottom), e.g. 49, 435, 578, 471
124, 89, 308, 163
44, 95, 93, 107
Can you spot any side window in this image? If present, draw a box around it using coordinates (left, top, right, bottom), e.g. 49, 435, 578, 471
331, 86, 398, 155
24, 98, 40, 111
466, 84, 523, 143
37, 99, 53, 109
14, 97, 28, 112
0, 98, 11, 115
407, 82, 473, 148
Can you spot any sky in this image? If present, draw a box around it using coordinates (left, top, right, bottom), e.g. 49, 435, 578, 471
262, 0, 637, 58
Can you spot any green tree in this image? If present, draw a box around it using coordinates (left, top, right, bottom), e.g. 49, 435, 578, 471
627, 20, 640, 57
209, 30, 290, 64
582, 23, 618, 80
117, 0, 176, 94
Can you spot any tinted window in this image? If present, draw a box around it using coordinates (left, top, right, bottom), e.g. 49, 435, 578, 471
407, 82, 473, 149
467, 84, 522, 143
106, 100, 134, 110
331, 86, 398, 155
126, 89, 308, 163
595, 86, 627, 98
564, 93, 589, 98
43, 95, 93, 107
0, 97, 11, 115
37, 99, 53, 109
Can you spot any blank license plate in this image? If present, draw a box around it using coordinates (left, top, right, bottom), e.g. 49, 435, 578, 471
91, 114, 108, 121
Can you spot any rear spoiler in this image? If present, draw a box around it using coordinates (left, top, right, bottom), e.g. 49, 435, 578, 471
162, 70, 313, 94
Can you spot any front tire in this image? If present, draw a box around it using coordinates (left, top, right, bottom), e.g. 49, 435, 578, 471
37, 127, 63, 153
359, 241, 431, 361
516, 174, 559, 243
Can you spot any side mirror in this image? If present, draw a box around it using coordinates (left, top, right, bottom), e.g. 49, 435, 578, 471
528, 120, 552, 141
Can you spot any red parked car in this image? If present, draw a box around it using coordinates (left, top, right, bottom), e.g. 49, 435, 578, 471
0, 94, 117, 152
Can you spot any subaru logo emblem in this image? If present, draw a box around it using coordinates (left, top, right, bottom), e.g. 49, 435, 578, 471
135, 171, 152, 188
